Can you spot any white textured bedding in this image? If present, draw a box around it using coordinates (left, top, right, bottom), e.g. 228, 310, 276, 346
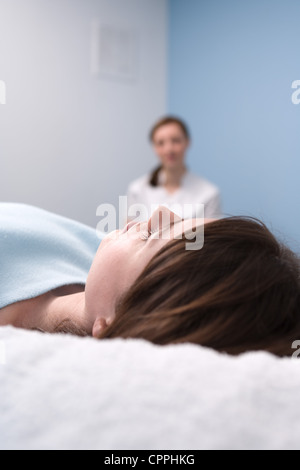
0, 326, 299, 450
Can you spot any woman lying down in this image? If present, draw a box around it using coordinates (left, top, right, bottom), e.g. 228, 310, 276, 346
0, 202, 299, 357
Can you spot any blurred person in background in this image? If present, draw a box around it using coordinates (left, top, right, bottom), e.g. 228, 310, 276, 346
126, 116, 222, 220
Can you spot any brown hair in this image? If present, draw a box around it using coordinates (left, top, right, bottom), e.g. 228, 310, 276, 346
149, 116, 190, 187
99, 217, 300, 357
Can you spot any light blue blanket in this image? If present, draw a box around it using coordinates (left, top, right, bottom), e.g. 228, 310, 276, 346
0, 203, 102, 309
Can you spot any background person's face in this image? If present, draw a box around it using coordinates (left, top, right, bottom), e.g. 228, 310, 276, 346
152, 123, 189, 170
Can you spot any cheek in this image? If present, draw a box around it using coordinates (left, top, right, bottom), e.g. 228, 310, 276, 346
85, 239, 144, 318
88, 241, 128, 289
85, 242, 126, 318
177, 143, 187, 155
154, 145, 164, 157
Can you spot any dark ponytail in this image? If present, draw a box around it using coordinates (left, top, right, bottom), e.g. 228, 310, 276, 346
149, 165, 163, 187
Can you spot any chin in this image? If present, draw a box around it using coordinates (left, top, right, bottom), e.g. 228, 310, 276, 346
165, 161, 180, 168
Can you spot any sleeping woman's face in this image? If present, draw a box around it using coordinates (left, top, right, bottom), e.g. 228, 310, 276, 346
84, 206, 204, 336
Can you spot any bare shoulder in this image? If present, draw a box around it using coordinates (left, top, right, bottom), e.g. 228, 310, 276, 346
0, 284, 85, 328
50, 284, 85, 297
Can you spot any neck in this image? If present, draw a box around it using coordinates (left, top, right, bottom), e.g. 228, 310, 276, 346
35, 291, 90, 335
161, 166, 187, 187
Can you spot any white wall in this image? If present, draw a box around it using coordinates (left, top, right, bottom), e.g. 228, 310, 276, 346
0, 0, 167, 227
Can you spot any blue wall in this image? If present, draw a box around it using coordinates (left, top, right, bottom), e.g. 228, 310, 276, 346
169, 0, 300, 253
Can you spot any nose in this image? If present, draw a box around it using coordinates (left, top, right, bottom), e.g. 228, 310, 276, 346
148, 206, 182, 232
163, 141, 175, 154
